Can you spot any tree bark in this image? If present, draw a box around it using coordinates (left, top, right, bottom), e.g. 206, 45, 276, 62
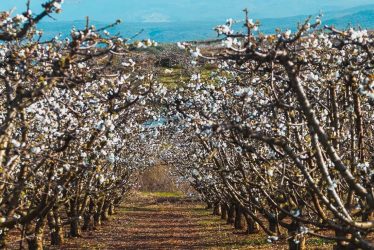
227, 203, 235, 224
69, 198, 81, 237
94, 198, 104, 228
288, 236, 306, 250
0, 231, 7, 249
287, 221, 306, 250
70, 218, 81, 237
212, 202, 221, 216
244, 212, 259, 234
220, 204, 228, 220
26, 219, 46, 250
82, 197, 94, 231
206, 202, 212, 209
101, 200, 110, 221
47, 207, 64, 245
108, 203, 115, 216
268, 215, 279, 234
362, 211, 374, 222
234, 205, 244, 230
334, 230, 353, 250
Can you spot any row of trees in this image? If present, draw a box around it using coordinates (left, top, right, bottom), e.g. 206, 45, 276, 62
0, 1, 373, 249
0, 1, 164, 249
157, 12, 374, 250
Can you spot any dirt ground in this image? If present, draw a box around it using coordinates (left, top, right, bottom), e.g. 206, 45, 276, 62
50, 192, 332, 250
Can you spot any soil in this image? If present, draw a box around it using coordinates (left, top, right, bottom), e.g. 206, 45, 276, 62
7, 192, 333, 249
57, 193, 277, 249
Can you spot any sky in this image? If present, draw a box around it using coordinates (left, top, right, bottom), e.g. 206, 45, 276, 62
1, 0, 373, 22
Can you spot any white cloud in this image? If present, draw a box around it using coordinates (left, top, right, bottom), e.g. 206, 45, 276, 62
142, 12, 170, 23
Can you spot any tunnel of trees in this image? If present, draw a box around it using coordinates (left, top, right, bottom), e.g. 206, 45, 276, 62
0, 1, 373, 249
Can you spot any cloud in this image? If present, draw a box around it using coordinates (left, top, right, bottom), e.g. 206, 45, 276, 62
141, 12, 170, 23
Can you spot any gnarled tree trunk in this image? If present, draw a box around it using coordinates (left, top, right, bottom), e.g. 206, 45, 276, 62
108, 203, 115, 216
212, 202, 221, 216
287, 221, 306, 250
244, 212, 259, 234
220, 203, 228, 220
0, 231, 7, 249
334, 230, 353, 250
82, 197, 95, 231
94, 198, 104, 228
47, 206, 64, 245
227, 203, 235, 224
26, 219, 46, 250
234, 204, 244, 230
101, 199, 110, 221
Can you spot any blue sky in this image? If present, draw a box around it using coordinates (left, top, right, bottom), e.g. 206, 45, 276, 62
1, 0, 373, 22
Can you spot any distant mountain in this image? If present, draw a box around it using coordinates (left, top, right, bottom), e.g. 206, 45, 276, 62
258, 4, 374, 33
324, 10, 374, 28
325, 4, 374, 18
38, 4, 374, 43
38, 21, 219, 42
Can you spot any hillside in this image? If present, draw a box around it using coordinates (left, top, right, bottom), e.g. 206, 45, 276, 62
38, 4, 374, 42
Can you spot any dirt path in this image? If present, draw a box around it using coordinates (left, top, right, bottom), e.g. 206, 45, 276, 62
59, 192, 332, 250
59, 192, 274, 249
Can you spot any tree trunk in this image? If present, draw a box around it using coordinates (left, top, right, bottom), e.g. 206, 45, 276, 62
50, 227, 64, 246
82, 213, 92, 231
69, 198, 81, 237
333, 230, 353, 250
206, 202, 213, 209
268, 215, 279, 234
0, 231, 7, 249
288, 236, 306, 250
94, 198, 104, 228
227, 203, 235, 224
234, 205, 244, 230
47, 207, 64, 245
101, 200, 110, 221
244, 212, 259, 234
26, 219, 46, 250
287, 221, 306, 250
108, 203, 115, 216
212, 202, 221, 216
220, 204, 228, 220
362, 211, 374, 222
70, 218, 81, 237
82, 198, 94, 231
